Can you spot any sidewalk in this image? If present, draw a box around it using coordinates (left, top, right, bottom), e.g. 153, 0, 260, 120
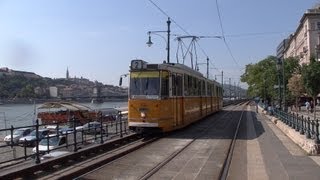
259, 105, 320, 155
228, 102, 320, 180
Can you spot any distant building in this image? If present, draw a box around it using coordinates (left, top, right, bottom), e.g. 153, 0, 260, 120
284, 5, 320, 64
0, 67, 41, 78
49, 87, 58, 97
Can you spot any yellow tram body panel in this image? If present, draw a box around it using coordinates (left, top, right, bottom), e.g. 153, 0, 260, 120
128, 96, 222, 132
128, 98, 173, 132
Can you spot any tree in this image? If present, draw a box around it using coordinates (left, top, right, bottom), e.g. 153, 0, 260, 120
301, 58, 320, 120
241, 56, 300, 107
287, 74, 305, 111
282, 57, 301, 109
241, 56, 278, 103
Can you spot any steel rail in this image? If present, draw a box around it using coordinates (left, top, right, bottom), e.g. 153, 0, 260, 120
0, 133, 149, 179
139, 102, 245, 180
61, 135, 161, 180
219, 102, 247, 180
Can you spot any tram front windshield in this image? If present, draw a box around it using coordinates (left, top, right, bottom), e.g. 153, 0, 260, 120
130, 71, 160, 96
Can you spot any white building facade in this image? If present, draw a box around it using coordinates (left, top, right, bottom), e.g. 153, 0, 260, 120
284, 7, 320, 64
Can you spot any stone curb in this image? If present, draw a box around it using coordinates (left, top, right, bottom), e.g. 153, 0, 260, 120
260, 109, 319, 155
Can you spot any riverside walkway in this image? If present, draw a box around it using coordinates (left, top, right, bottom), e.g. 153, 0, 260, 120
228, 102, 320, 180
1, 102, 320, 179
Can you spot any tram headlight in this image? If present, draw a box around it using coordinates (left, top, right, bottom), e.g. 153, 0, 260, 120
140, 112, 146, 118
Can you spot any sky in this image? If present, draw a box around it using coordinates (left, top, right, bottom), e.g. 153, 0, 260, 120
0, 0, 318, 88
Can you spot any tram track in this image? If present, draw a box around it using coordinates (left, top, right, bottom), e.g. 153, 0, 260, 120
219, 102, 247, 180
138, 102, 248, 180
78, 102, 247, 179
0, 133, 160, 179
44, 135, 161, 180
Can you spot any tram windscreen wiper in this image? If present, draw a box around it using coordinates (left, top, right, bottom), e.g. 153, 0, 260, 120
134, 78, 137, 89
145, 78, 149, 95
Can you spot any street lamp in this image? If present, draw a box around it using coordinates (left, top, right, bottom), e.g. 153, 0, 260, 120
146, 17, 171, 63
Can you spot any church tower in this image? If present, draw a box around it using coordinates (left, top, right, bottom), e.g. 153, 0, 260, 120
66, 67, 69, 79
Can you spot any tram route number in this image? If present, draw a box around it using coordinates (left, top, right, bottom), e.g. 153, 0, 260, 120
131, 59, 147, 70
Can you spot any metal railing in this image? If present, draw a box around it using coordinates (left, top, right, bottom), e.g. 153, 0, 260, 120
0, 111, 129, 166
273, 108, 320, 144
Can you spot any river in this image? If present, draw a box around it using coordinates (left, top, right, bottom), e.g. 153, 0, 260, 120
0, 101, 128, 129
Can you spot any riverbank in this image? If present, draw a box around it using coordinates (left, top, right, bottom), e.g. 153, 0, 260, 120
0, 101, 128, 129
0, 98, 128, 105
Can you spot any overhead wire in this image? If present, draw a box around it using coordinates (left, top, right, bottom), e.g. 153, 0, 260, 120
148, 0, 190, 35
148, 0, 285, 79
148, 0, 219, 74
224, 31, 293, 38
215, 0, 241, 68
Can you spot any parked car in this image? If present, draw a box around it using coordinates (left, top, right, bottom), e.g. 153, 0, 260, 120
59, 126, 74, 135
40, 151, 70, 160
3, 127, 33, 145
32, 134, 67, 154
18, 129, 50, 147
76, 121, 105, 134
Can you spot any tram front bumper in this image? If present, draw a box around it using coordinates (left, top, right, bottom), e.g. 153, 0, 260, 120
128, 122, 159, 127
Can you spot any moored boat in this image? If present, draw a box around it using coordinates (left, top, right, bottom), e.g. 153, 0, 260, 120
37, 102, 99, 125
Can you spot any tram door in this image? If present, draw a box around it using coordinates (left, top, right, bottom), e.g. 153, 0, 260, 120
172, 74, 183, 127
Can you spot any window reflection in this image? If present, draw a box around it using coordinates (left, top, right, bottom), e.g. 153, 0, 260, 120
130, 71, 160, 96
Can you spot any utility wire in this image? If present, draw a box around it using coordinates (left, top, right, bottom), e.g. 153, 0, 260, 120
224, 31, 293, 38
148, 0, 190, 35
195, 40, 219, 72
215, 0, 225, 39
148, 0, 220, 74
195, 41, 209, 58
215, 0, 241, 68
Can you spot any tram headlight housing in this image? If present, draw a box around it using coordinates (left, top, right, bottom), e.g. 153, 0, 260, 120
140, 112, 146, 118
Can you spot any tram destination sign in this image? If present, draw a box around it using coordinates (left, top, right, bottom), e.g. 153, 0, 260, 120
131, 59, 147, 70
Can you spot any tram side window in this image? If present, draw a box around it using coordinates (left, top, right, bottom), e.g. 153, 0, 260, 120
161, 71, 169, 96
191, 77, 194, 96
214, 86, 217, 97
194, 77, 198, 96
172, 74, 177, 96
198, 80, 201, 96
176, 74, 183, 96
201, 80, 205, 96
212, 84, 215, 96
184, 75, 188, 96
206, 82, 210, 96
188, 76, 193, 96
172, 74, 182, 96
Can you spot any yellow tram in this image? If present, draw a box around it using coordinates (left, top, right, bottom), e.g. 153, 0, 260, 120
127, 59, 223, 133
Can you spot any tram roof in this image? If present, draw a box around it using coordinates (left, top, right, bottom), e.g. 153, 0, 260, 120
129, 60, 221, 87
159, 63, 203, 77
159, 62, 221, 86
